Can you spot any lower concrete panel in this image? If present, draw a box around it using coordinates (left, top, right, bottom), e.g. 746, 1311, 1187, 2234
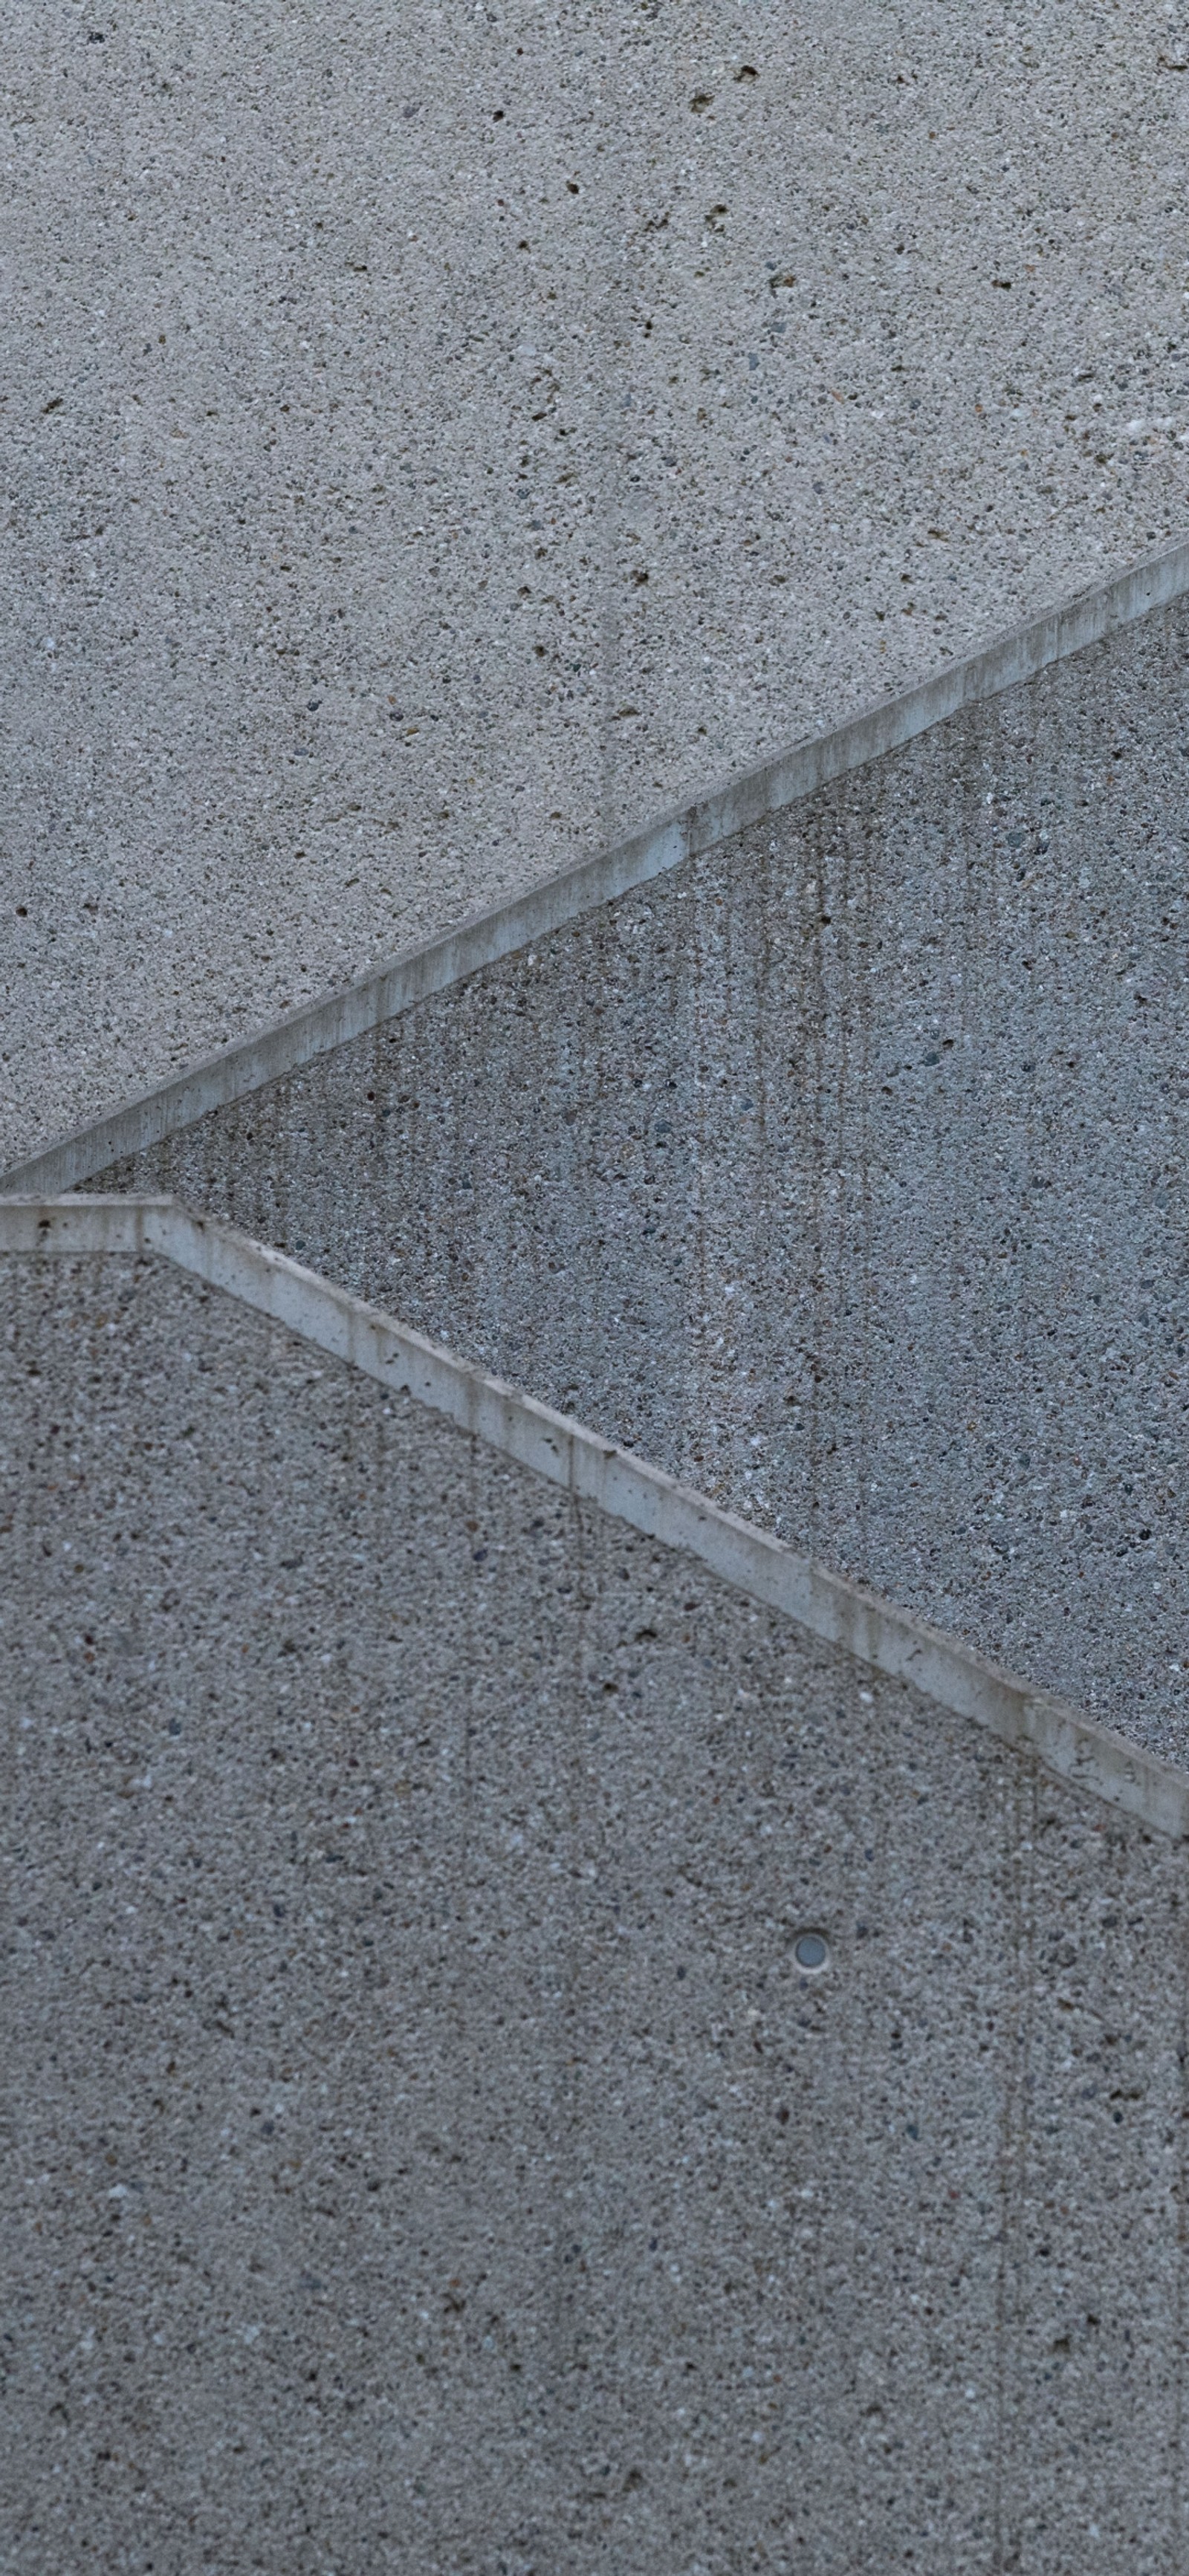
4, 1247, 1189, 2570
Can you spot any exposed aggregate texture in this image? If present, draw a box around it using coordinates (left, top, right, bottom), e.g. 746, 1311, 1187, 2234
4, 1249, 1189, 2572
6, 0, 1189, 1160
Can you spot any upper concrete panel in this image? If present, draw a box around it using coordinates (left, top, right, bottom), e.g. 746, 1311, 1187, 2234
5, 0, 1189, 1164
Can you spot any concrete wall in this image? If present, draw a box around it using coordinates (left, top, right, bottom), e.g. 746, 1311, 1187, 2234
6, 0, 1189, 1168
89, 595, 1189, 1762
4, 1226, 1189, 2572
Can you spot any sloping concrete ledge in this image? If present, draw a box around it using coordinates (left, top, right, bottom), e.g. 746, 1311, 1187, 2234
4, 1190, 1185, 1843
5, 532, 1189, 1196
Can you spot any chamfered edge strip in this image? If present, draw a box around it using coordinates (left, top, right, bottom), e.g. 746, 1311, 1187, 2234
4, 1190, 1186, 1845
5, 530, 1189, 1196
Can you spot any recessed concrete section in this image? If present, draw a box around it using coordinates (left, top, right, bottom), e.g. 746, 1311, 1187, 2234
60, 584, 1189, 1760
7, 533, 1189, 1198
4, 1200, 1189, 2571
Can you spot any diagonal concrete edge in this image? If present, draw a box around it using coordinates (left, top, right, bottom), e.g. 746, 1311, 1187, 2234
6, 531, 1189, 1196
5, 1190, 1185, 1843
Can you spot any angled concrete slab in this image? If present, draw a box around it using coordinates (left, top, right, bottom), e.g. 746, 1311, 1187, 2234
36, 549, 1189, 1761
4, 1190, 1185, 1839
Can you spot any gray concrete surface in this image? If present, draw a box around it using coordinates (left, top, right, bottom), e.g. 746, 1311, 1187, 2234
7, 0, 1189, 1168
5, 1226, 1189, 2572
80, 595, 1189, 1762
7, 536, 1189, 1200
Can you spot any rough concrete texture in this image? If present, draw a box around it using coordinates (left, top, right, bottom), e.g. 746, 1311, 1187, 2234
5, 1246, 1189, 2572
7, 0, 1189, 1165
98, 597, 1189, 1763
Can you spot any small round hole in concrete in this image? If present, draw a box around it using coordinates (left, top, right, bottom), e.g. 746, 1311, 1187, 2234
794, 1933, 829, 1973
